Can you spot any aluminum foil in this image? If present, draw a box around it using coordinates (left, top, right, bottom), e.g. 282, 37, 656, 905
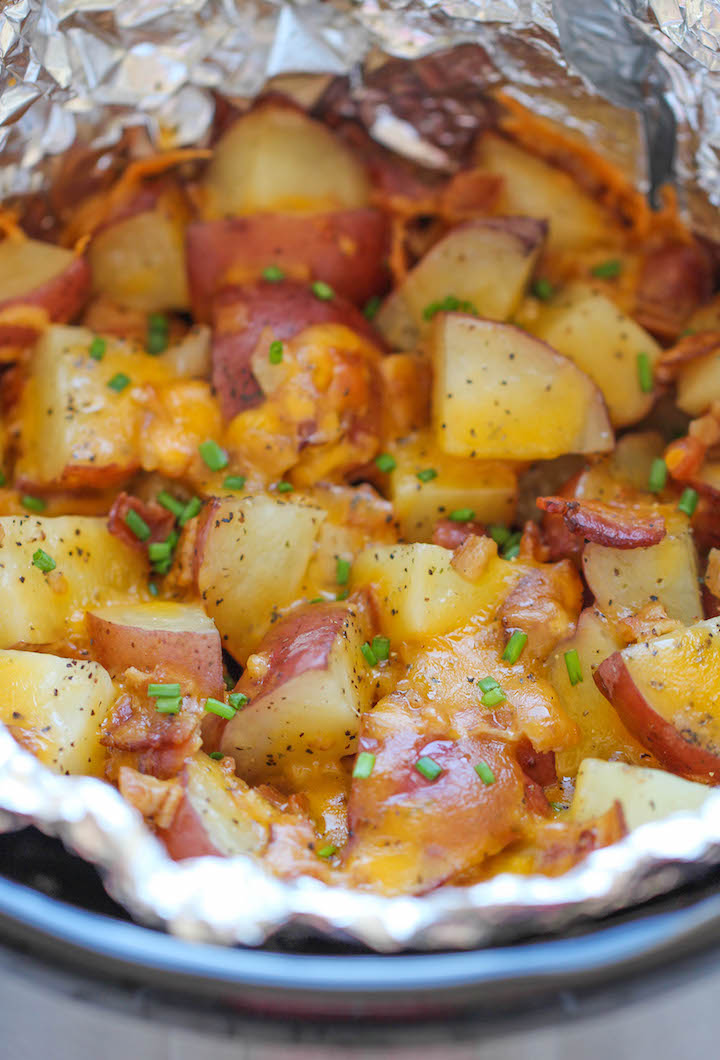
1, 0, 720, 951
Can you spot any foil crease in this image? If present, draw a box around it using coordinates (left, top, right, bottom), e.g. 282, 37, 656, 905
0, 0, 719, 950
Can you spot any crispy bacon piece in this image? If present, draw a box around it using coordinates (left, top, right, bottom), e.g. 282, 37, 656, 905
656, 330, 720, 384
451, 533, 496, 581
536, 496, 666, 549
499, 560, 583, 660
524, 803, 627, 877
615, 601, 681, 645
635, 242, 714, 341
518, 519, 550, 562
108, 492, 175, 552
432, 517, 486, 550
118, 767, 183, 830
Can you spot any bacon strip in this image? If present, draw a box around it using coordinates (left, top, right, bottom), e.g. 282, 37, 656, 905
108, 492, 175, 552
432, 517, 486, 550
536, 496, 666, 549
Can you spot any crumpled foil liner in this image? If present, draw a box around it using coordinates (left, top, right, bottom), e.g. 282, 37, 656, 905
1, 0, 720, 951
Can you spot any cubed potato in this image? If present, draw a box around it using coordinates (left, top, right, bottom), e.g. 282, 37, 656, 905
582, 510, 701, 627
432, 314, 613, 460
16, 324, 173, 490
475, 133, 612, 252
375, 217, 546, 350
385, 432, 516, 542
86, 601, 223, 696
572, 758, 713, 830
0, 238, 91, 346
351, 542, 533, 641
0, 515, 147, 647
551, 608, 655, 778
220, 600, 373, 784
203, 100, 370, 218
193, 494, 325, 662
530, 284, 662, 427
676, 349, 720, 416
0, 649, 114, 775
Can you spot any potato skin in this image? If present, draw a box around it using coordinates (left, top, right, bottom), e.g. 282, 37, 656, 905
186, 208, 389, 320
0, 255, 91, 346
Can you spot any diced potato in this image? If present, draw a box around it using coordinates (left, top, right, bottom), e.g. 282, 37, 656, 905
376, 217, 545, 350
582, 510, 701, 626
194, 494, 325, 662
551, 608, 654, 778
0, 649, 115, 775
572, 759, 713, 830
0, 515, 147, 647
432, 314, 613, 460
204, 101, 369, 218
351, 543, 532, 641
385, 432, 516, 541
16, 324, 173, 490
676, 349, 720, 416
475, 133, 612, 252
530, 284, 661, 427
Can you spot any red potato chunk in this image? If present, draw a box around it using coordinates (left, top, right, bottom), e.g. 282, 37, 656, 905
0, 238, 90, 347
86, 601, 224, 697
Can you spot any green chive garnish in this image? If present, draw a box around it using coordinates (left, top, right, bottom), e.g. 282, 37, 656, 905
308, 597, 324, 604
422, 295, 478, 321
89, 336, 106, 361
336, 588, 349, 601
148, 683, 181, 697
32, 548, 55, 573
353, 751, 376, 779
223, 673, 234, 690
223, 475, 246, 491
489, 525, 510, 546
415, 756, 443, 781
107, 372, 131, 392
564, 648, 583, 686
374, 452, 396, 473
371, 635, 390, 661
0, 471, 6, 487
209, 751, 224, 760
147, 313, 169, 355
276, 481, 293, 493
124, 508, 151, 542
311, 280, 334, 301
155, 697, 181, 715
336, 558, 351, 585
501, 531, 522, 559
228, 692, 248, 711
478, 676, 500, 693
449, 508, 474, 522
678, 487, 698, 517
179, 496, 202, 525
481, 685, 506, 707
204, 697, 236, 720
148, 541, 171, 562
156, 491, 185, 519
475, 760, 496, 785
361, 642, 378, 667
262, 265, 285, 282
502, 630, 528, 664
316, 844, 337, 858
269, 340, 283, 364
416, 467, 438, 483
363, 295, 381, 320
648, 458, 668, 493
22, 495, 46, 512
637, 352, 653, 394
591, 259, 622, 279
199, 439, 228, 472
531, 278, 555, 301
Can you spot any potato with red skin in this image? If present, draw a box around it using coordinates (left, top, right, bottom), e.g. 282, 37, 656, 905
0, 238, 90, 347
594, 616, 720, 782
186, 209, 389, 321
211, 280, 385, 419
86, 601, 224, 697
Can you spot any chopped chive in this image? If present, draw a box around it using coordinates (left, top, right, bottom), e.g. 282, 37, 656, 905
204, 697, 236, 720
309, 596, 324, 604
336, 558, 351, 585
679, 327, 696, 338
415, 755, 443, 781
502, 630, 528, 664
374, 452, 396, 473
209, 751, 224, 760
501, 531, 522, 559
564, 648, 583, 686
422, 295, 477, 321
678, 487, 698, 517
198, 439, 229, 472
316, 843, 337, 858
223, 672, 234, 691
155, 696, 181, 715
311, 280, 334, 301
363, 295, 381, 320
262, 264, 285, 283
228, 692, 248, 711
223, 475, 246, 491
268, 340, 283, 364
165, 528, 180, 551
107, 372, 131, 392
371, 635, 391, 661
361, 642, 378, 667
89, 336, 106, 361
591, 258, 622, 279
336, 588, 349, 601
276, 481, 293, 493
549, 801, 566, 811
0, 470, 6, 487
148, 683, 181, 697
478, 676, 500, 693
637, 352, 653, 393
648, 458, 668, 493
475, 760, 496, 785
148, 581, 159, 597
179, 496, 202, 525
449, 508, 475, 522
152, 557, 173, 575
489, 524, 510, 546
147, 313, 169, 355
32, 548, 55, 573
124, 508, 151, 542
481, 685, 506, 707
22, 495, 46, 512
353, 751, 376, 779
148, 541, 171, 562
531, 278, 555, 301
416, 467, 438, 483
156, 490, 185, 519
